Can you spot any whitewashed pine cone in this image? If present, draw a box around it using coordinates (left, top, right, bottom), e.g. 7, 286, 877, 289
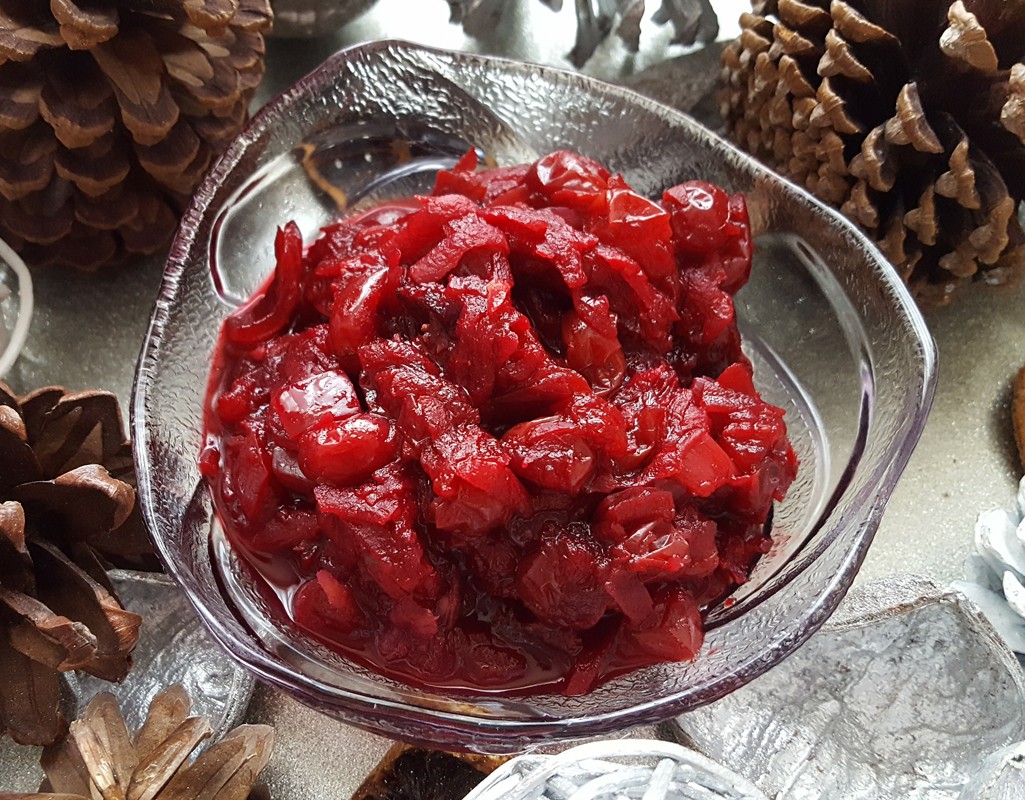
953, 476, 1025, 654
271, 0, 380, 36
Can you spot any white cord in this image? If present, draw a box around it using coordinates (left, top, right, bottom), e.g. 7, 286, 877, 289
0, 237, 33, 378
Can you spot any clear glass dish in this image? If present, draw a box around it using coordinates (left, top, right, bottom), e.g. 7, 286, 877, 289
132, 40, 937, 752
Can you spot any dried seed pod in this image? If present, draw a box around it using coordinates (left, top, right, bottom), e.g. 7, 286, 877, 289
31, 687, 273, 800
721, 0, 1025, 304
352, 743, 507, 800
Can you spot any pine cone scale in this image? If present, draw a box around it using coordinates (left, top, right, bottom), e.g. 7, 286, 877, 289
30, 539, 140, 682
1001, 63, 1025, 141
1, 586, 100, 672
0, 67, 42, 130
51, 1, 119, 51
0, 125, 56, 200
40, 62, 118, 150
92, 32, 181, 146
0, 14, 63, 64
0, 637, 64, 746
74, 186, 137, 230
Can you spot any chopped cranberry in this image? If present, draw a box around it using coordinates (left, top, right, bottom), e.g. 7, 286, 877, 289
203, 151, 795, 696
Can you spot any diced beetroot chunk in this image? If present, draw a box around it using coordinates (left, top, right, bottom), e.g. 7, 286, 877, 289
663, 181, 731, 255
503, 416, 598, 494
527, 150, 610, 212
622, 587, 703, 662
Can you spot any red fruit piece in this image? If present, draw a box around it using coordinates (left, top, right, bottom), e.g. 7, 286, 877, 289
316, 467, 439, 601
363, 344, 478, 446
293, 570, 367, 638
482, 205, 596, 289
619, 586, 703, 663
224, 222, 305, 347
694, 375, 790, 475
594, 486, 696, 592
639, 389, 735, 496
328, 260, 395, 369
720, 193, 753, 293
517, 524, 609, 630
391, 194, 478, 263
445, 275, 527, 405
315, 463, 413, 527
584, 244, 676, 352
563, 295, 626, 396
298, 414, 398, 487
594, 486, 677, 545
662, 181, 731, 256
421, 427, 529, 536
272, 369, 361, 441
503, 415, 597, 494
432, 149, 486, 201
593, 175, 677, 297
248, 506, 320, 553
527, 150, 610, 213
221, 427, 276, 525
562, 393, 629, 460
409, 213, 509, 284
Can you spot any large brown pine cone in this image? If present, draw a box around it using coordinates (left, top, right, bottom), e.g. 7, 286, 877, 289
720, 0, 1025, 305
0, 0, 272, 271
0, 382, 154, 745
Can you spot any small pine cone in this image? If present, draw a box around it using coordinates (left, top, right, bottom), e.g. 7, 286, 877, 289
720, 0, 1025, 305
446, 0, 718, 69
0, 0, 272, 271
0, 381, 155, 745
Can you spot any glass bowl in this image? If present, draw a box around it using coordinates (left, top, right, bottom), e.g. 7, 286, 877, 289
132, 40, 937, 752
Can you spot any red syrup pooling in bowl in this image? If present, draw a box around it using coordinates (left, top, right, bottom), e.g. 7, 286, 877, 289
200, 150, 798, 695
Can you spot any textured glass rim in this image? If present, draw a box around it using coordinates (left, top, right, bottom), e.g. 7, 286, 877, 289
132, 40, 938, 745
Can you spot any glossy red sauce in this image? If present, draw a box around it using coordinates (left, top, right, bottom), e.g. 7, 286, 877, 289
201, 150, 797, 695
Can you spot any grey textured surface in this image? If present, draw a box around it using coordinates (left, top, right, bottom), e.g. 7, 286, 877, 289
960, 742, 1025, 800
672, 575, 1025, 800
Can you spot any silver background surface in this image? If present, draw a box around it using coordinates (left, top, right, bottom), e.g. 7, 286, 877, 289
2, 0, 1023, 796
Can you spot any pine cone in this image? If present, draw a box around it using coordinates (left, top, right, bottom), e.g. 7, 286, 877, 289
952, 475, 1025, 654
720, 0, 1025, 305
0, 381, 154, 746
0, 0, 272, 271
27, 687, 274, 800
